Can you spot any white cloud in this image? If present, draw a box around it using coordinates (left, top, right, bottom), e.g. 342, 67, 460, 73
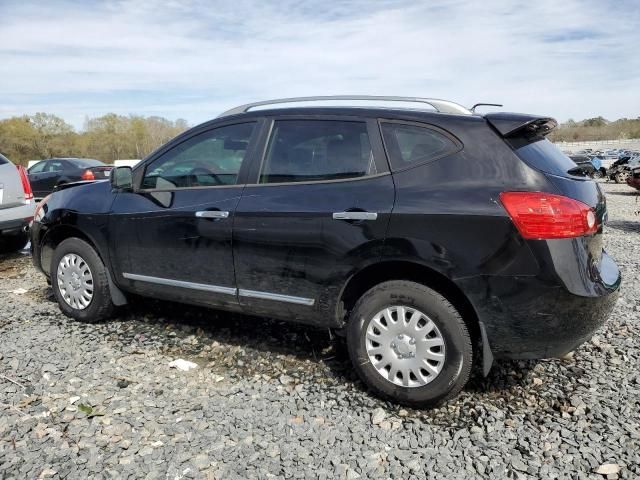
0, 0, 638, 128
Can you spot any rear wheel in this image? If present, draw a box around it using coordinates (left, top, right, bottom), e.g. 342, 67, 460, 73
0, 231, 29, 254
51, 237, 114, 322
347, 280, 473, 407
614, 171, 629, 183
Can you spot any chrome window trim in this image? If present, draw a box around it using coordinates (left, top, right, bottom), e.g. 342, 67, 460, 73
238, 289, 315, 306
243, 171, 391, 188
123, 273, 237, 295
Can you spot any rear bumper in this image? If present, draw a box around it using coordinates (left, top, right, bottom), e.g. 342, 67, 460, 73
458, 250, 620, 359
0, 202, 34, 235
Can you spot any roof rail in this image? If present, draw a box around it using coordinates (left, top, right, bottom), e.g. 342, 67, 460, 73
217, 95, 472, 118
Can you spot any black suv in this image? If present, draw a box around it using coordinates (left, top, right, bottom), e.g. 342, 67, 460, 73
31, 96, 620, 407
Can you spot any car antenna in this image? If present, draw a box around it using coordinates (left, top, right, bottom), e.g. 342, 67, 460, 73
470, 103, 503, 113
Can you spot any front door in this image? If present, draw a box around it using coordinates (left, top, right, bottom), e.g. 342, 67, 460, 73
109, 121, 259, 308
233, 117, 395, 325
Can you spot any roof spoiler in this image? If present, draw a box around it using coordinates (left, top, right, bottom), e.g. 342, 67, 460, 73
484, 112, 557, 137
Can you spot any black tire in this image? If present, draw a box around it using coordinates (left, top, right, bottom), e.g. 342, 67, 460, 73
614, 171, 628, 184
0, 231, 29, 254
50, 237, 114, 322
347, 280, 473, 407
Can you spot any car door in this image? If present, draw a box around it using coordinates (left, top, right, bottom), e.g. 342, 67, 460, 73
27, 161, 48, 198
232, 116, 395, 326
109, 121, 261, 309
40, 160, 67, 195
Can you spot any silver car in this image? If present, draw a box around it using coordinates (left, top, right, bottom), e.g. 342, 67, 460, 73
0, 153, 36, 253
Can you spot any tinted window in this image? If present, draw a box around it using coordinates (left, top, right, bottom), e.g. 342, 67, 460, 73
69, 159, 104, 168
0, 154, 8, 165
381, 123, 459, 170
142, 123, 255, 190
259, 120, 376, 184
29, 161, 47, 173
515, 139, 579, 177
45, 160, 66, 172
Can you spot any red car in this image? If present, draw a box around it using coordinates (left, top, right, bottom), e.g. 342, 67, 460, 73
627, 167, 640, 190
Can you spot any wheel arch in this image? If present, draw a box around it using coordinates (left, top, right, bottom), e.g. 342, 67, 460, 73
337, 260, 481, 343
40, 223, 127, 305
40, 224, 98, 276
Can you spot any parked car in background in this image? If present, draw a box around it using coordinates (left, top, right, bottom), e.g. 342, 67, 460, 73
27, 158, 113, 199
607, 155, 640, 183
568, 155, 596, 177
627, 166, 640, 191
0, 153, 35, 253
30, 96, 621, 407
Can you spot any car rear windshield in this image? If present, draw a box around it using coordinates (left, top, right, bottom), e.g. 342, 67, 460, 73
69, 159, 105, 168
514, 139, 580, 177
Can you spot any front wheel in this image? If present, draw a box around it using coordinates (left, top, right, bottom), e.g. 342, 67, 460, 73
347, 280, 473, 407
51, 237, 114, 322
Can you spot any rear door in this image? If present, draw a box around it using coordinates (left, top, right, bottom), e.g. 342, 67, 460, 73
232, 116, 394, 325
109, 121, 260, 308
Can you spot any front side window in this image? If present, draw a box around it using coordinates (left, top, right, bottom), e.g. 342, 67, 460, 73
259, 120, 376, 184
28, 161, 46, 173
142, 123, 255, 190
381, 122, 459, 170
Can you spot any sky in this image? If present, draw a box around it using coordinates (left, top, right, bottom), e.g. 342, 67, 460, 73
0, 0, 638, 130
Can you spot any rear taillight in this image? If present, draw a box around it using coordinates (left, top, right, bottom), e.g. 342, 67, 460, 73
500, 191, 598, 239
16, 165, 34, 201
81, 169, 95, 180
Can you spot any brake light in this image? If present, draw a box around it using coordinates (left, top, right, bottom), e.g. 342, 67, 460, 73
500, 192, 598, 239
81, 169, 95, 180
16, 165, 34, 201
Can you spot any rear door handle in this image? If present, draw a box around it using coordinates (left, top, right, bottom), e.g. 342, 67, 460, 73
195, 210, 229, 219
332, 211, 378, 221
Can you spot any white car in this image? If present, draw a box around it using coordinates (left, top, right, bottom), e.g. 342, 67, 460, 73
0, 153, 36, 253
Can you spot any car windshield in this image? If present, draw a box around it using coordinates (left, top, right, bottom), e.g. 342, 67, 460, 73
68, 159, 105, 168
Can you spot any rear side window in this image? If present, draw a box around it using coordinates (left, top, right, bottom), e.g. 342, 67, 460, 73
381, 122, 460, 170
259, 120, 376, 184
514, 139, 582, 178
44, 160, 66, 172
0, 154, 8, 165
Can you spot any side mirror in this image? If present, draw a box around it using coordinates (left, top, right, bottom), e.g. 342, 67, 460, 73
111, 166, 133, 191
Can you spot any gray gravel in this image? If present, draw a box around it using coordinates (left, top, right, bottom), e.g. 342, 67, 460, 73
1, 181, 639, 479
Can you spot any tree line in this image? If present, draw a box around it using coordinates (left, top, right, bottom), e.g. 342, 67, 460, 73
0, 113, 189, 166
549, 117, 640, 143
1, 112, 638, 166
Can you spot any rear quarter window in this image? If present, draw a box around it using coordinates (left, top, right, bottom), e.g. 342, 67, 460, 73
0, 153, 9, 165
514, 139, 580, 177
380, 122, 461, 171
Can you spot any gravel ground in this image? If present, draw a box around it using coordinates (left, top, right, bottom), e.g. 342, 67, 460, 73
1, 182, 638, 479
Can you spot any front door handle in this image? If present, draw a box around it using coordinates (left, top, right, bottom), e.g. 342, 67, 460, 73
332, 211, 378, 221
195, 210, 229, 219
